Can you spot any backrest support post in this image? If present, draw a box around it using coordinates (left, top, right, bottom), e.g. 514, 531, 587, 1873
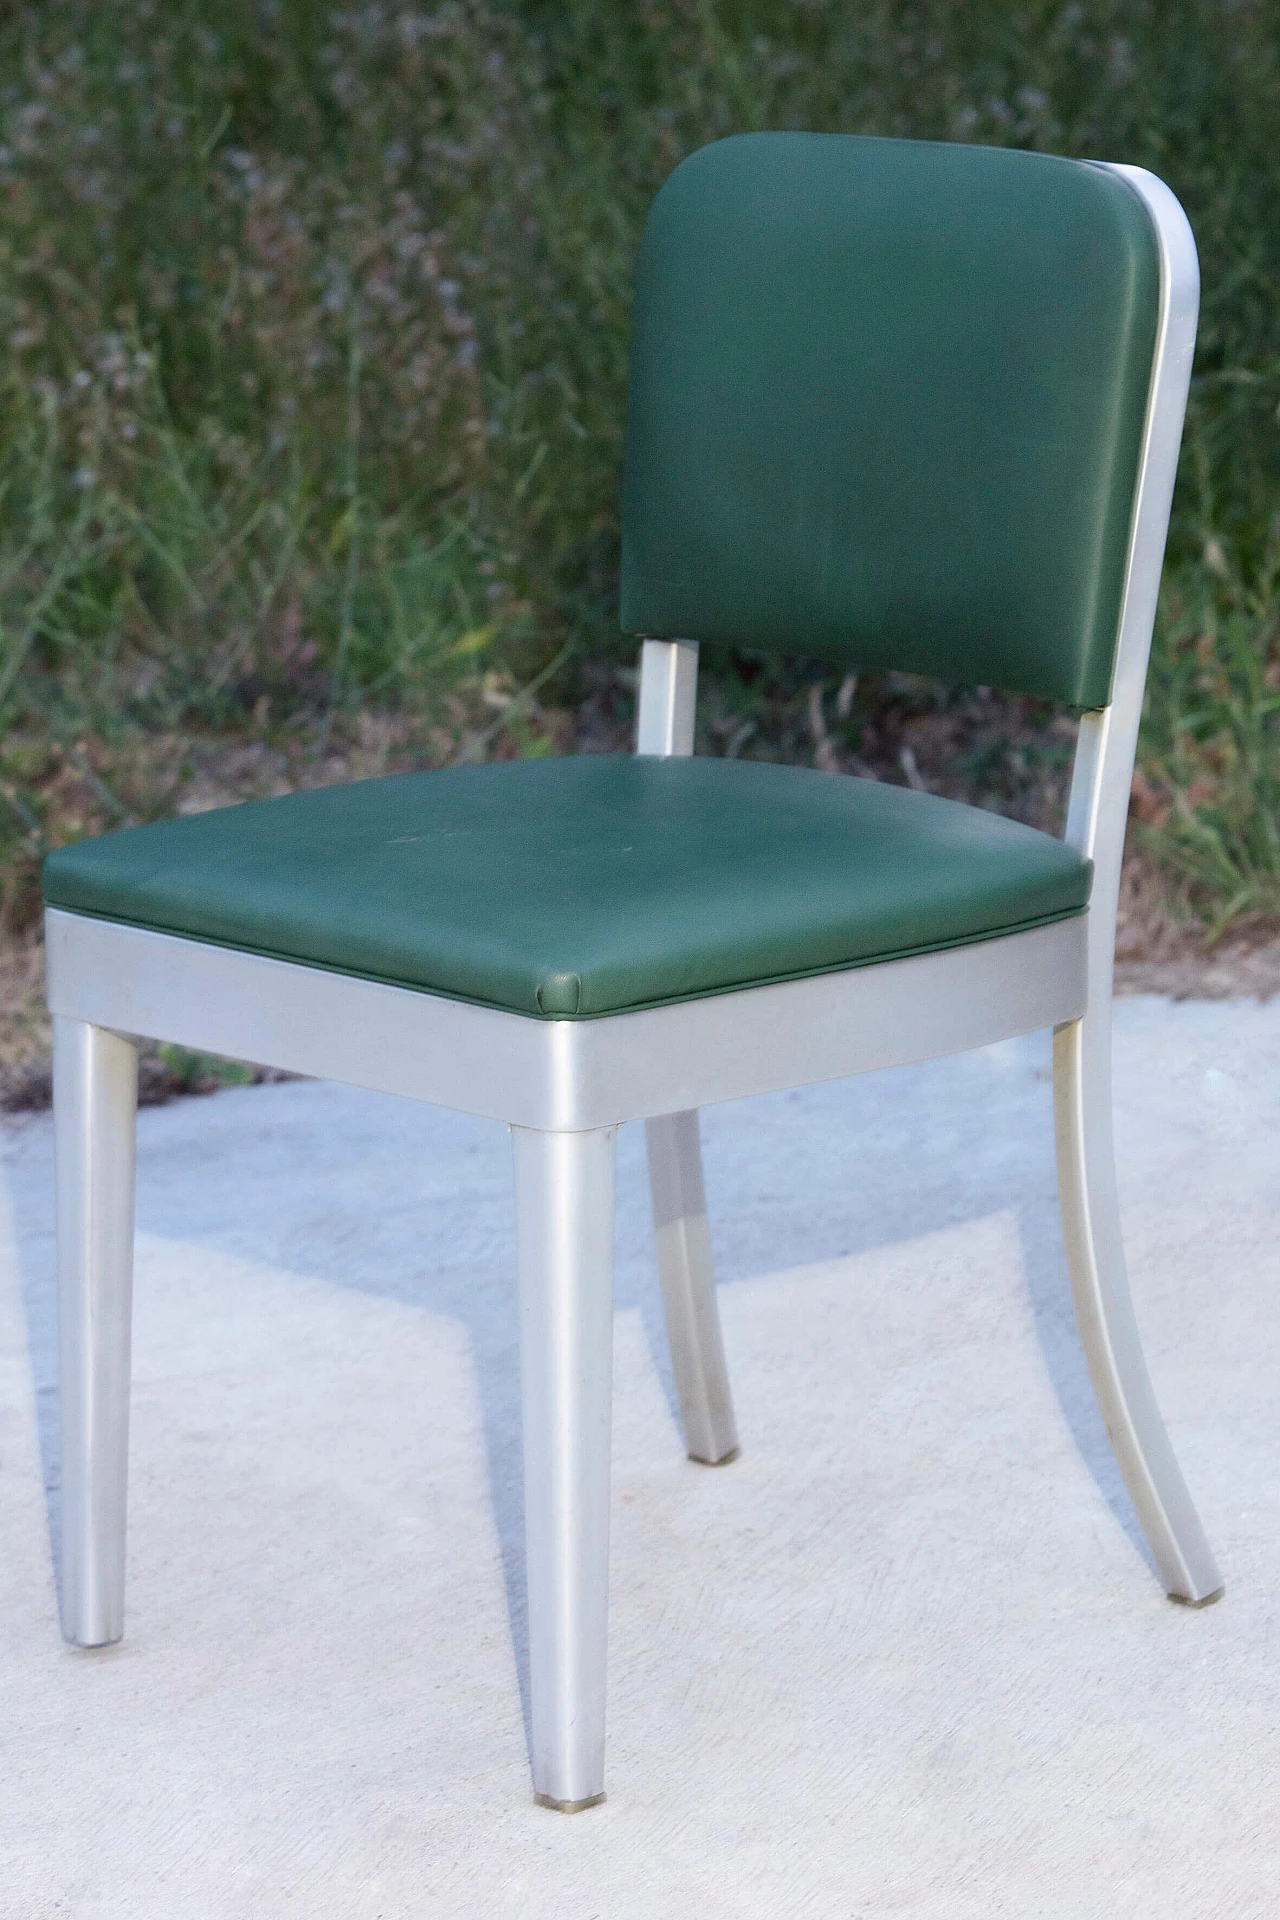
1065, 164, 1200, 1016
636, 638, 699, 757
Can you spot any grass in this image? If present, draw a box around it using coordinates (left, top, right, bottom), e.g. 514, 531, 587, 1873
0, 0, 1276, 992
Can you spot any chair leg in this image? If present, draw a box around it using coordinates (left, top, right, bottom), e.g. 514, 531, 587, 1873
1053, 1012, 1222, 1604
511, 1124, 617, 1811
645, 1111, 739, 1465
53, 1016, 139, 1647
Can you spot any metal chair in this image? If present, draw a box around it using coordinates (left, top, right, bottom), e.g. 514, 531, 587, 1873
43, 133, 1220, 1814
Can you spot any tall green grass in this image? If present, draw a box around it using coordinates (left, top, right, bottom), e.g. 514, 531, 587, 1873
0, 0, 1277, 933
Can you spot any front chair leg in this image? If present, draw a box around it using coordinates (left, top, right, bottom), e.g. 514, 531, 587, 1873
511, 1124, 617, 1811
53, 1016, 139, 1647
645, 1111, 739, 1464
1053, 1012, 1222, 1604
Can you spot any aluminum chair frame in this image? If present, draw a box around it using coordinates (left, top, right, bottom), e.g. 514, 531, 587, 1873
45, 162, 1219, 1816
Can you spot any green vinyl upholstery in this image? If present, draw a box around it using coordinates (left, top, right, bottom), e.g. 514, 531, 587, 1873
45, 135, 1131, 1017
621, 133, 1161, 707
43, 756, 1090, 1018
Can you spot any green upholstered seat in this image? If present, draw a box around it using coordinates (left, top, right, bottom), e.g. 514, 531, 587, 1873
43, 756, 1090, 1019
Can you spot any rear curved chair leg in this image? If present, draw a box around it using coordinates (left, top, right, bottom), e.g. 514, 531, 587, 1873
512, 1124, 617, 1811
645, 1111, 739, 1465
1053, 1010, 1222, 1604
53, 1016, 139, 1647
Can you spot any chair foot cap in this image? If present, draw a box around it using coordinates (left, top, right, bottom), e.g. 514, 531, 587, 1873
1168, 1585, 1224, 1609
688, 1446, 740, 1468
534, 1791, 605, 1814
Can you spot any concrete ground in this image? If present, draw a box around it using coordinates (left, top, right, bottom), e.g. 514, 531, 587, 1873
1, 995, 1278, 1918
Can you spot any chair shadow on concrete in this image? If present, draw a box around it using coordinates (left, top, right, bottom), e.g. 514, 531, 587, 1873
11, 1022, 1161, 1770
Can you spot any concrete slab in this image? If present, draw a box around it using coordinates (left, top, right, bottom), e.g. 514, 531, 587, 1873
1, 995, 1278, 1917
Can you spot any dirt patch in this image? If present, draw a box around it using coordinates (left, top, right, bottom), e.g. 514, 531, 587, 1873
1112, 857, 1280, 999
1114, 936, 1280, 1000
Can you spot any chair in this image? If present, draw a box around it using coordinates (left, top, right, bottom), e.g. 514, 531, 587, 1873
42, 133, 1220, 1814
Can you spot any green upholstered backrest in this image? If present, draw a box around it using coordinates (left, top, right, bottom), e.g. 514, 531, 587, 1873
620, 134, 1162, 709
